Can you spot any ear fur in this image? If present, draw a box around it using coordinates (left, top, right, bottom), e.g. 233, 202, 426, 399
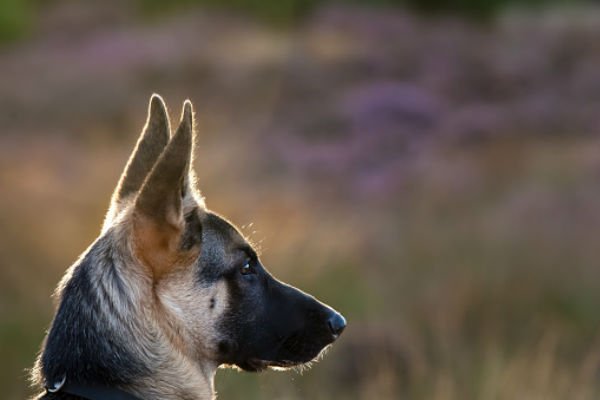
104, 94, 170, 229
133, 100, 197, 279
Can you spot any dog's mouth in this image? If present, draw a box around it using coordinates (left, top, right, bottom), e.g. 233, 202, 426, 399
238, 343, 334, 373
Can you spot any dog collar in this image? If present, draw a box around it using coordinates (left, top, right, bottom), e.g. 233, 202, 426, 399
46, 377, 142, 400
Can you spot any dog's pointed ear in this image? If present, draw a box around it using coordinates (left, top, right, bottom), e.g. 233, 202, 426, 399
104, 94, 170, 228
132, 100, 196, 278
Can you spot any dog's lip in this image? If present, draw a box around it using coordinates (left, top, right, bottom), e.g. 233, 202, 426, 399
244, 345, 332, 371
246, 358, 298, 370
244, 358, 268, 371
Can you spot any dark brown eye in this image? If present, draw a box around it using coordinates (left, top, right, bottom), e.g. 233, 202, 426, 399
240, 260, 254, 275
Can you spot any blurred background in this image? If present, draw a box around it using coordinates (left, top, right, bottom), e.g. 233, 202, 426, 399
2, 0, 600, 399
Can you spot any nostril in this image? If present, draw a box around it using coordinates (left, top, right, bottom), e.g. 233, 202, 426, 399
327, 312, 347, 337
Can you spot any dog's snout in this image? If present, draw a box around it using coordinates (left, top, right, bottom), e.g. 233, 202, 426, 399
327, 312, 346, 337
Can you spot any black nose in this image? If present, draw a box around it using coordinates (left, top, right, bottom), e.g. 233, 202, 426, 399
327, 312, 346, 337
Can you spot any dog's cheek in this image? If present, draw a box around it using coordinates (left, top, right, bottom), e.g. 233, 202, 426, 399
206, 280, 229, 322
221, 281, 273, 361
200, 280, 232, 357
156, 274, 229, 360
211, 279, 251, 363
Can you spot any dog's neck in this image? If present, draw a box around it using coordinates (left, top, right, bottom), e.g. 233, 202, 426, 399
114, 240, 219, 400
123, 313, 217, 400
126, 257, 218, 398
126, 352, 216, 400
35, 237, 218, 400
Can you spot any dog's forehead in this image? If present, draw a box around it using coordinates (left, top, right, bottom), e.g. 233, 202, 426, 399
199, 211, 247, 252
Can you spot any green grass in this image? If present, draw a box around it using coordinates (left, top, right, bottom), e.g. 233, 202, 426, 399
0, 0, 31, 42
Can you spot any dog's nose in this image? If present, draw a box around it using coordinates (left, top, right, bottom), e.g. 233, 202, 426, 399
327, 312, 346, 337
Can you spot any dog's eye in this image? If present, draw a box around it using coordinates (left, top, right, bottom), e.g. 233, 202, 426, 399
240, 260, 255, 276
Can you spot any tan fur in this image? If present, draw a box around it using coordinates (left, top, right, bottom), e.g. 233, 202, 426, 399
109, 191, 222, 400
104, 211, 221, 400
132, 212, 199, 281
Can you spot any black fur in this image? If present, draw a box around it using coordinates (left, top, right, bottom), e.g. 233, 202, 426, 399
39, 238, 150, 391
36, 391, 84, 400
218, 264, 339, 371
181, 208, 203, 251
195, 212, 239, 285
195, 213, 342, 371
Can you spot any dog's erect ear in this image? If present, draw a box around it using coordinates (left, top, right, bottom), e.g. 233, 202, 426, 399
132, 100, 196, 278
104, 94, 170, 229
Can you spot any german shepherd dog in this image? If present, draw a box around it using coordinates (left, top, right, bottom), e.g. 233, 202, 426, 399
30, 95, 346, 399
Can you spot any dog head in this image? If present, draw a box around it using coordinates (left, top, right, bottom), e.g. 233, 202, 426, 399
105, 95, 346, 373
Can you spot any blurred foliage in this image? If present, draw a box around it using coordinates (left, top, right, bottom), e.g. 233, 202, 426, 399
0, 0, 31, 42
0, 0, 585, 42
140, 0, 320, 23
393, 0, 573, 18
139, 0, 579, 22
